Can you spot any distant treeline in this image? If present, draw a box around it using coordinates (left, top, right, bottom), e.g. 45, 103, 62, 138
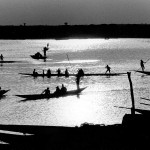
0, 24, 150, 39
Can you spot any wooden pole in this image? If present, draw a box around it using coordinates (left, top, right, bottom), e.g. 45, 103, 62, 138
127, 72, 135, 115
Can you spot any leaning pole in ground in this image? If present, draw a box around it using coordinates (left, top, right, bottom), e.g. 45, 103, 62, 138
127, 72, 135, 115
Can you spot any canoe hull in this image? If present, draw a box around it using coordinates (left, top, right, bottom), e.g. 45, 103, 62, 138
16, 87, 87, 100
30, 55, 47, 60
20, 73, 127, 77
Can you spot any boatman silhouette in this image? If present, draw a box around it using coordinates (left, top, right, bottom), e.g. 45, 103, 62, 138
140, 59, 146, 71
105, 65, 111, 74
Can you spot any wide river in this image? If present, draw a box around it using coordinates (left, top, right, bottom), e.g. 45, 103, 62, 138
0, 38, 150, 127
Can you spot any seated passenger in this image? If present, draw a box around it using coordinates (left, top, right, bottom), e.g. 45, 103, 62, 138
47, 69, 51, 76
56, 68, 61, 76
54, 86, 61, 95
41, 87, 50, 95
61, 84, 67, 93
33, 69, 38, 76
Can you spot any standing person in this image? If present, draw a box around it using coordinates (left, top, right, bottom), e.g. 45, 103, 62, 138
43, 44, 49, 58
65, 68, 69, 77
140, 59, 146, 71
105, 65, 111, 74
0, 54, 3, 61
76, 74, 81, 90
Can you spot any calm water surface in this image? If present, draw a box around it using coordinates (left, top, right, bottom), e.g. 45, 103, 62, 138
0, 38, 150, 126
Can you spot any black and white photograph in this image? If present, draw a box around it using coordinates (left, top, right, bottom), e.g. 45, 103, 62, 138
0, 0, 150, 149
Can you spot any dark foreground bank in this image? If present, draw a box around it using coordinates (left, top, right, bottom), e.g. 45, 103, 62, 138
0, 24, 150, 39
0, 113, 150, 150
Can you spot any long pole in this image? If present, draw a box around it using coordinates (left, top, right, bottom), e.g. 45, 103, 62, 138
66, 54, 71, 67
127, 72, 135, 115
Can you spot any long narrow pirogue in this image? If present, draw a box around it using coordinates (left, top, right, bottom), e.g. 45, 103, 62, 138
15, 87, 87, 100
19, 72, 127, 77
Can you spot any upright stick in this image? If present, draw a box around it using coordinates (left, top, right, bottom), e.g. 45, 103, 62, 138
127, 72, 135, 115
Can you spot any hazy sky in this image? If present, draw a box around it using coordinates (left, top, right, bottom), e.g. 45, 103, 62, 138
0, 0, 150, 25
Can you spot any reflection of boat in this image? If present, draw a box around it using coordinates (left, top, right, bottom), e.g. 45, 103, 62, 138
0, 90, 10, 97
19, 73, 127, 77
16, 87, 87, 100
135, 70, 150, 75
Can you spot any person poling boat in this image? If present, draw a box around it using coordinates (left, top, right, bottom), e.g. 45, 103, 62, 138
105, 65, 111, 74
43, 44, 49, 58
0, 54, 4, 61
140, 59, 146, 71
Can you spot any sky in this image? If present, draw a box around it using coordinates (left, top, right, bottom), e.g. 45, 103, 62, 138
0, 0, 150, 25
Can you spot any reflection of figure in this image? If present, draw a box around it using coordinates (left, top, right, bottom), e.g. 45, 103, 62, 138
140, 60, 145, 71
0, 54, 3, 61
105, 65, 111, 74
42, 87, 50, 95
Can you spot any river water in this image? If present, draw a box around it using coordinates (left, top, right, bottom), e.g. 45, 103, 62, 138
0, 38, 150, 127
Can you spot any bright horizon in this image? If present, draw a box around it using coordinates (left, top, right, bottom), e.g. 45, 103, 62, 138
0, 0, 149, 25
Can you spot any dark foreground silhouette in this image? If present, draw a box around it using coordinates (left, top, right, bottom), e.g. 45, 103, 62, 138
0, 115, 150, 150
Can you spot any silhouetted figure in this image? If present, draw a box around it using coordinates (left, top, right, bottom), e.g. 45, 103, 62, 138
47, 69, 51, 77
61, 84, 67, 93
105, 65, 111, 74
54, 86, 61, 95
41, 87, 50, 95
65, 69, 69, 77
76, 74, 81, 90
42, 70, 45, 76
43, 44, 49, 57
77, 69, 84, 77
140, 60, 145, 71
56, 68, 61, 76
0, 54, 3, 61
35, 52, 42, 58
33, 69, 38, 76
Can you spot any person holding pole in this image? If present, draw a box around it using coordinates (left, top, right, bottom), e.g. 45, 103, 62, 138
140, 59, 146, 71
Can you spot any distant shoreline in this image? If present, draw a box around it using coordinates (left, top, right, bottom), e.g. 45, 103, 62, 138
0, 24, 150, 39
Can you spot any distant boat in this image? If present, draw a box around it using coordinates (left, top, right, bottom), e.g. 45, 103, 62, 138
0, 89, 10, 97
15, 87, 87, 100
0, 61, 18, 63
